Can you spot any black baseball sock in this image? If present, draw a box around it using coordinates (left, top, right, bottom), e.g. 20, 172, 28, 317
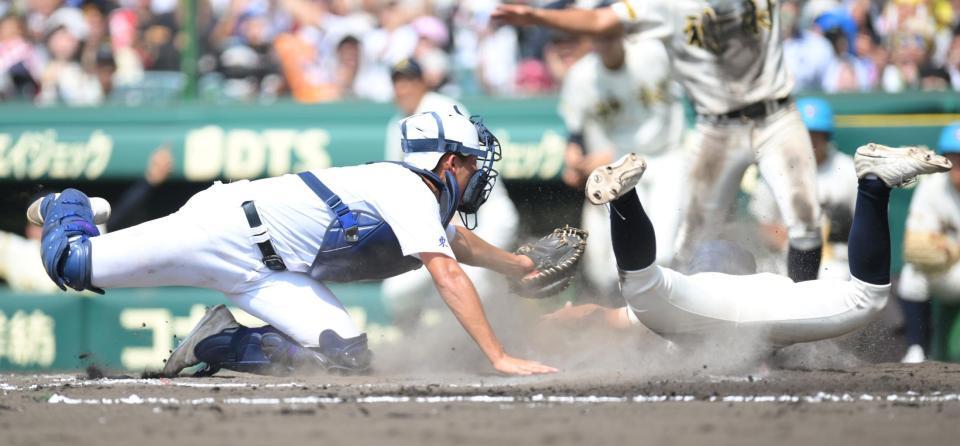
899, 298, 931, 348
787, 245, 823, 282
848, 177, 891, 285
610, 188, 656, 271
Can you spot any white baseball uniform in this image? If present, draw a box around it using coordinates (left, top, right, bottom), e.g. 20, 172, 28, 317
611, 0, 821, 261
621, 264, 889, 346
749, 147, 857, 279
383, 94, 519, 323
558, 38, 686, 294
0, 232, 60, 293
897, 173, 960, 303
88, 163, 459, 347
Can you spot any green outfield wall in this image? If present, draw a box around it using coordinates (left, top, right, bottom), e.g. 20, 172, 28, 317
0, 285, 390, 372
1, 93, 958, 183
2, 92, 960, 370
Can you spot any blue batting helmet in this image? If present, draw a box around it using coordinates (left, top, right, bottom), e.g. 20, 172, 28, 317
938, 123, 960, 155
796, 97, 835, 134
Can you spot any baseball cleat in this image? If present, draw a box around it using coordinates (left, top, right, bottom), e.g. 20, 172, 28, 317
854, 143, 952, 188
162, 304, 240, 377
27, 194, 111, 226
585, 153, 646, 205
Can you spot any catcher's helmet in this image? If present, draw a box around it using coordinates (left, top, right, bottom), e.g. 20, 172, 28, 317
398, 108, 502, 228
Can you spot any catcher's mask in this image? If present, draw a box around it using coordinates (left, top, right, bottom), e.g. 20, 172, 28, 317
687, 240, 757, 276
399, 107, 502, 229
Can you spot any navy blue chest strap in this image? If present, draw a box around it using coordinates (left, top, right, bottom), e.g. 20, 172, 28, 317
298, 172, 360, 243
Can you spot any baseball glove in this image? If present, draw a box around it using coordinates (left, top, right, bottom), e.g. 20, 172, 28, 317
511, 226, 587, 299
904, 231, 960, 274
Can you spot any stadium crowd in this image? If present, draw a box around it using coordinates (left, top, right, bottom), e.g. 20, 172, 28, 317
1, 0, 959, 105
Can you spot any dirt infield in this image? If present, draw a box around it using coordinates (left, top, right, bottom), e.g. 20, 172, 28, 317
2, 362, 960, 446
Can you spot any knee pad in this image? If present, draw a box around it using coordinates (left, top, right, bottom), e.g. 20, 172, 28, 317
40, 189, 103, 293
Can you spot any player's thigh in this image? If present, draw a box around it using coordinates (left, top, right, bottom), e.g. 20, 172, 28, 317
688, 122, 754, 208
742, 278, 889, 345
619, 266, 732, 335
90, 212, 258, 291
755, 110, 820, 230
227, 272, 361, 346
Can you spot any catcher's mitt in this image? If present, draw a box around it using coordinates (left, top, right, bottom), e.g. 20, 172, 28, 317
511, 226, 587, 299
904, 231, 960, 274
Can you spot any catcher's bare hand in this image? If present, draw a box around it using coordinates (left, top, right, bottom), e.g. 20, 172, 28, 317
492, 354, 558, 376
492, 4, 537, 26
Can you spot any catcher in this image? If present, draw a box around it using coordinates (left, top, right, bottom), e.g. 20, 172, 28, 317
897, 123, 960, 363
28, 110, 584, 377
545, 145, 951, 348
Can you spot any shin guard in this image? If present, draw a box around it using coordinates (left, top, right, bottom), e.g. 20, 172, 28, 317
39, 189, 103, 293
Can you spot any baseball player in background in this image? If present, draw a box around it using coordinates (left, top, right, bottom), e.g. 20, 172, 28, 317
545, 145, 951, 347
29, 110, 557, 377
558, 16, 686, 297
896, 123, 960, 363
494, 0, 825, 282
383, 58, 519, 329
748, 98, 856, 280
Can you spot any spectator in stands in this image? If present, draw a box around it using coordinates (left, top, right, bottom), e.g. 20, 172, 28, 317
36, 7, 104, 106
138, 12, 179, 71
919, 63, 953, 90
0, 13, 41, 99
93, 45, 116, 97
334, 34, 361, 98
819, 8, 873, 92
882, 33, 927, 91
7, 0, 960, 103
78, 1, 108, 72
24, 0, 63, 43
217, 7, 282, 100
411, 15, 449, 90
946, 33, 960, 90
782, 0, 836, 91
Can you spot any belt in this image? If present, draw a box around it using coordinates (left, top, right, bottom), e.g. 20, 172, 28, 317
699, 96, 792, 123
241, 200, 287, 271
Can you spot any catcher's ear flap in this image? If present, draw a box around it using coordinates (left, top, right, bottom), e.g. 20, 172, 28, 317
436, 170, 459, 227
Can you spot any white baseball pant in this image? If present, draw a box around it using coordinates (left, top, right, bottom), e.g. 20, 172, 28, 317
675, 106, 821, 261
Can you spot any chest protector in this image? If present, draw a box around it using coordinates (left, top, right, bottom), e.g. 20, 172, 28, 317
300, 163, 458, 282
